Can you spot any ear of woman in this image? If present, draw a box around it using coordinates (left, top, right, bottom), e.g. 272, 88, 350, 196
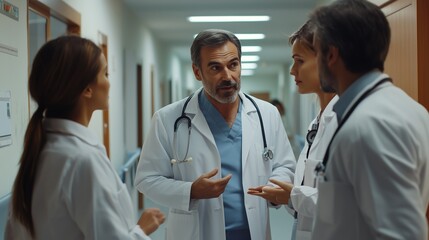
83, 86, 94, 98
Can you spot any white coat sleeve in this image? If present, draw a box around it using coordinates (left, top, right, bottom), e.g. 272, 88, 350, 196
290, 186, 318, 218
64, 151, 150, 240
134, 112, 193, 211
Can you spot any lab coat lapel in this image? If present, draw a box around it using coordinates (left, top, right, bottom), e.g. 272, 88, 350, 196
241, 92, 257, 168
309, 96, 338, 158
310, 111, 335, 154
185, 88, 217, 149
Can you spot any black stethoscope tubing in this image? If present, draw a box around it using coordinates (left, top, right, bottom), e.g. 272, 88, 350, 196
315, 78, 392, 177
174, 92, 194, 132
172, 93, 194, 164
173, 92, 273, 162
243, 93, 268, 151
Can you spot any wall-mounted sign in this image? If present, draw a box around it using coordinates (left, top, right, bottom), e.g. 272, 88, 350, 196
0, 91, 12, 148
0, 0, 19, 21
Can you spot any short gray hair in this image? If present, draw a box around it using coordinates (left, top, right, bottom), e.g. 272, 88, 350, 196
190, 29, 241, 68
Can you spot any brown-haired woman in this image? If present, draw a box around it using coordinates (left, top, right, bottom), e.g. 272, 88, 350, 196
248, 20, 338, 240
5, 36, 164, 240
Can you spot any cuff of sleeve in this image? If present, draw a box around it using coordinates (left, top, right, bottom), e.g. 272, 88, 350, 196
288, 197, 294, 210
133, 225, 151, 240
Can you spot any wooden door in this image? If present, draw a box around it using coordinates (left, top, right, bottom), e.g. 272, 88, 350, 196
376, 0, 429, 110
136, 64, 144, 210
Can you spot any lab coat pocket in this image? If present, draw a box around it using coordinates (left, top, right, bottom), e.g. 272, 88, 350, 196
316, 181, 357, 224
303, 159, 321, 187
116, 184, 135, 228
166, 209, 199, 240
313, 181, 359, 239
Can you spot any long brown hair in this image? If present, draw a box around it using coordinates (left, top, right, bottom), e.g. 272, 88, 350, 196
11, 36, 101, 237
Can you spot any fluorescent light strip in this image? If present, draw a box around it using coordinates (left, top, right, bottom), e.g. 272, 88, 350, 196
188, 16, 270, 22
241, 55, 260, 62
242, 63, 258, 69
241, 69, 255, 76
236, 34, 265, 40
242, 46, 262, 52
193, 33, 265, 40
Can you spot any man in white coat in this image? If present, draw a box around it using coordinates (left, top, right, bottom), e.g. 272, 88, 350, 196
134, 29, 296, 240
310, 1, 429, 239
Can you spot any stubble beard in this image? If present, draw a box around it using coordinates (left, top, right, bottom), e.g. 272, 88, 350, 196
206, 80, 240, 104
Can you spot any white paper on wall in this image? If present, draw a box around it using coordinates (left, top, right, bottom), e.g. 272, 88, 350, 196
0, 90, 12, 147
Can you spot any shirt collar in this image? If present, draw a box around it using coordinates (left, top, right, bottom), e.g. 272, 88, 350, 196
43, 118, 101, 146
333, 70, 388, 123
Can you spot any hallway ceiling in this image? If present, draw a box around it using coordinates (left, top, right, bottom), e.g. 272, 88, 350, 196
122, 0, 318, 77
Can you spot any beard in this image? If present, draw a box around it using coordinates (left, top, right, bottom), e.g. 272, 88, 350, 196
319, 56, 336, 93
205, 79, 240, 104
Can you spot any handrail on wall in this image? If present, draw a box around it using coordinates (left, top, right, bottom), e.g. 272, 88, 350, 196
120, 148, 141, 184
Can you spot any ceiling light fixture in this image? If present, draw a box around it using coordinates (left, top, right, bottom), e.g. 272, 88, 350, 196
242, 46, 262, 52
241, 55, 260, 62
193, 33, 265, 40
241, 69, 255, 76
235, 34, 265, 40
241, 63, 258, 69
188, 16, 270, 22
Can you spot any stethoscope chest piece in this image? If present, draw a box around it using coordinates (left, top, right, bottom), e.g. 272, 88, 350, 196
262, 148, 273, 161
306, 129, 317, 145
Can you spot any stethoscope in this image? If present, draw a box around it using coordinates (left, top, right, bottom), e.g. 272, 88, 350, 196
314, 78, 392, 181
305, 114, 320, 159
171, 92, 273, 164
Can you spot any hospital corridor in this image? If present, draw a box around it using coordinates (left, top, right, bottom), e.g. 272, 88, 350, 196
0, 0, 428, 239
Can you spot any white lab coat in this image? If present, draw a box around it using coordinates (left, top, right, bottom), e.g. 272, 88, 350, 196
291, 96, 338, 240
135, 88, 296, 240
5, 119, 149, 240
312, 73, 429, 239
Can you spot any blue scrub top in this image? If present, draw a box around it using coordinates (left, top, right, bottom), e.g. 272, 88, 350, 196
199, 91, 251, 240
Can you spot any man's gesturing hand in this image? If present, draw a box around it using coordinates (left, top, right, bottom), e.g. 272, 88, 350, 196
191, 168, 232, 199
